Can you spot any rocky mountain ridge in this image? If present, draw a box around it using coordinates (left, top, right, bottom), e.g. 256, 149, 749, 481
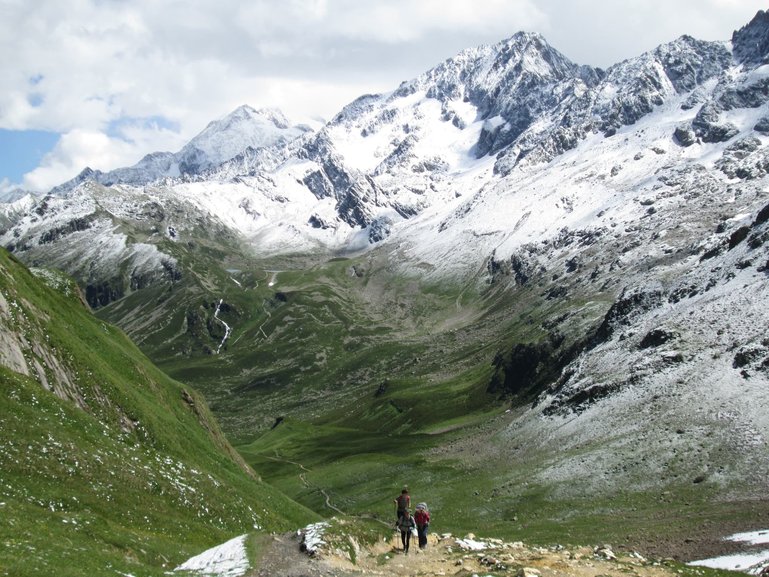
5, 14, 768, 261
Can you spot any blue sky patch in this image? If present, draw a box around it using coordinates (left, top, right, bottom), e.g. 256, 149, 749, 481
0, 129, 60, 184
27, 93, 44, 107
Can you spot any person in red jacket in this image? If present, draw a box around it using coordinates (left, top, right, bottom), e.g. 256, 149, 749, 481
414, 503, 430, 549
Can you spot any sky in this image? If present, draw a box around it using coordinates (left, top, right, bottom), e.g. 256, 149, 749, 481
1, 0, 767, 195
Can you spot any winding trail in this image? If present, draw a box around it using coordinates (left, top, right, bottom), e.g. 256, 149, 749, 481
261, 454, 346, 515
250, 520, 692, 577
258, 452, 389, 526
256, 301, 271, 340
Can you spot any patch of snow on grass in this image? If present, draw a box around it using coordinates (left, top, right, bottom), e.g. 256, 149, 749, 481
689, 530, 769, 574
456, 537, 489, 551
689, 551, 769, 574
300, 521, 330, 555
729, 531, 769, 546
174, 534, 249, 577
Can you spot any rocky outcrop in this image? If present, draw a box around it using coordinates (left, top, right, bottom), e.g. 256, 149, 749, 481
488, 330, 590, 400
592, 285, 665, 344
496, 36, 731, 174
732, 9, 769, 65
299, 131, 380, 229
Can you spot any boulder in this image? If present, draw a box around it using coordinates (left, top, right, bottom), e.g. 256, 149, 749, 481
639, 328, 679, 349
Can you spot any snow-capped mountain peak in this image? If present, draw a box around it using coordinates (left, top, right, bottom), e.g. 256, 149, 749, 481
174, 104, 313, 175
45, 105, 314, 195
186, 105, 301, 157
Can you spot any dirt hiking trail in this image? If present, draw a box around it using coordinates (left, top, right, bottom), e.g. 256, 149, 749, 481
251, 529, 695, 577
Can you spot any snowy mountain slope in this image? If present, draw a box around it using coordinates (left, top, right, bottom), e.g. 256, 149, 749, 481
176, 105, 313, 174
174, 29, 738, 261
452, 199, 769, 531
0, 180, 264, 309
391, 68, 762, 279
0, 187, 30, 204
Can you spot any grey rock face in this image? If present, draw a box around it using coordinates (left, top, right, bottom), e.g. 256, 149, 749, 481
492, 36, 731, 175
299, 131, 380, 229
593, 285, 665, 344
732, 9, 769, 65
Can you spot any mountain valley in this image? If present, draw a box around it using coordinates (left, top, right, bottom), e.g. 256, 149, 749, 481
3, 9, 769, 577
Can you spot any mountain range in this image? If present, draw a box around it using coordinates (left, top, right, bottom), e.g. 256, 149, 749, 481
3, 9, 769, 576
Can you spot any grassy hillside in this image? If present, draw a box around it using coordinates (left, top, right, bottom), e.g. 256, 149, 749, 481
0, 248, 317, 577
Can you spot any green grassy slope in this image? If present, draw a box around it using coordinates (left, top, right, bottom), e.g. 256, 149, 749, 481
99, 252, 504, 442
0, 249, 317, 577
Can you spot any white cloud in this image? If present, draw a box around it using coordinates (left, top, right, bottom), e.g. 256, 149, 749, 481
20, 125, 184, 192
20, 130, 127, 191
0, 0, 549, 135
233, 0, 547, 43
0, 177, 15, 196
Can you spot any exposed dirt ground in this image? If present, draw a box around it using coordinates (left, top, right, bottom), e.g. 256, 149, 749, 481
249, 530, 706, 577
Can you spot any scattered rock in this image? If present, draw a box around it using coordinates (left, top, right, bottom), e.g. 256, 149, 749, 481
639, 328, 679, 349
595, 545, 617, 560
674, 125, 696, 147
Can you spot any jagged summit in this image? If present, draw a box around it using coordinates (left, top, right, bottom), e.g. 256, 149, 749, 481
409, 30, 587, 97
732, 9, 769, 65
226, 105, 294, 129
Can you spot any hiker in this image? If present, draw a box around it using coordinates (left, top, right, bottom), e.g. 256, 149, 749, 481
393, 487, 410, 520
395, 508, 416, 553
414, 502, 430, 549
